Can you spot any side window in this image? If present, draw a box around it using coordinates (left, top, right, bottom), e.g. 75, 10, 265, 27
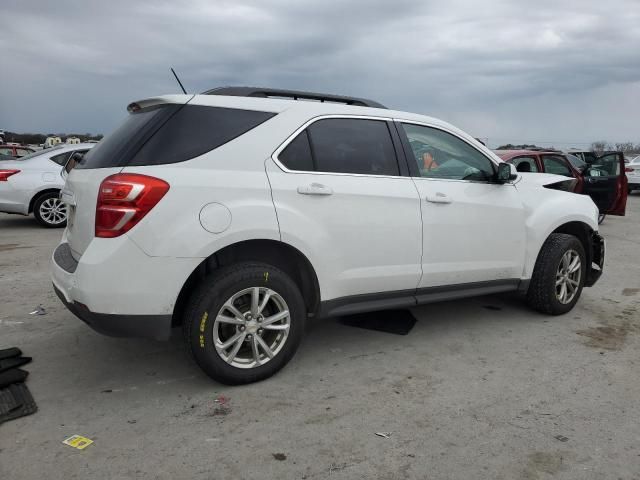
542, 155, 573, 177
279, 130, 314, 171
16, 148, 32, 157
401, 124, 494, 181
0, 147, 12, 156
307, 118, 399, 176
50, 152, 72, 166
586, 153, 620, 177
512, 156, 539, 173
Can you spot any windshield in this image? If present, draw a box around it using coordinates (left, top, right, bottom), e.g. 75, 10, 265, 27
15, 146, 64, 161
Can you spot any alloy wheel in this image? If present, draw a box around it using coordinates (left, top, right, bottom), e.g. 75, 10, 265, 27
555, 249, 581, 304
213, 287, 290, 368
39, 198, 67, 225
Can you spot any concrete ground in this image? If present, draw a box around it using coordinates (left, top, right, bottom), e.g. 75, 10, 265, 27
0, 196, 639, 480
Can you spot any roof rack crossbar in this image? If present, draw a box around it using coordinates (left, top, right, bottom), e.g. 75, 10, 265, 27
202, 86, 386, 109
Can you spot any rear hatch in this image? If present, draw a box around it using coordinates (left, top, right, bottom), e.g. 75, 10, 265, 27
62, 96, 190, 260
61, 94, 277, 260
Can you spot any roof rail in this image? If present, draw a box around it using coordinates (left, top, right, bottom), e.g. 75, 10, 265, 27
202, 86, 387, 109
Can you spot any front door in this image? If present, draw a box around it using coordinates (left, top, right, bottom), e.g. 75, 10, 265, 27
397, 122, 526, 289
266, 116, 423, 302
581, 152, 628, 216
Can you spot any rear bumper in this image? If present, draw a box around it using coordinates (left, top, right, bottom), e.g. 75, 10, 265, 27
51, 236, 201, 340
53, 283, 172, 340
585, 232, 605, 287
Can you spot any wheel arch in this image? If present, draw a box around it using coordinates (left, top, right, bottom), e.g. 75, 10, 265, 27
534, 221, 594, 276
29, 188, 61, 214
172, 239, 321, 327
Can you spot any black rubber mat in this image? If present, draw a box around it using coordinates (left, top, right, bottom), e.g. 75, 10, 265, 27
0, 369, 29, 389
339, 309, 417, 335
0, 347, 22, 361
0, 382, 37, 425
0, 356, 32, 373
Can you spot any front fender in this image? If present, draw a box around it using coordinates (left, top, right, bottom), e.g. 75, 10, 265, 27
518, 185, 598, 278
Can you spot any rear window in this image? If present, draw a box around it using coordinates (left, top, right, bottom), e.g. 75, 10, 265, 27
77, 104, 274, 169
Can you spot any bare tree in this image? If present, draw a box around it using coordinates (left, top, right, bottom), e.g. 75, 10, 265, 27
615, 142, 634, 153
591, 141, 608, 153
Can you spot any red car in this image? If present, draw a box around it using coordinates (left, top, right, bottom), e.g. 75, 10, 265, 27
496, 149, 627, 222
0, 144, 35, 158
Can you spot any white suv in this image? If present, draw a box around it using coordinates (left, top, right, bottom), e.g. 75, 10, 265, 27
51, 87, 605, 384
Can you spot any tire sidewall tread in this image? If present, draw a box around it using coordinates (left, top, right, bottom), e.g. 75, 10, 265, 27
183, 262, 306, 385
527, 233, 586, 315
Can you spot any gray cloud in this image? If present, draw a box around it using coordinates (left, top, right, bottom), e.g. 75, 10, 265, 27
2, 0, 639, 147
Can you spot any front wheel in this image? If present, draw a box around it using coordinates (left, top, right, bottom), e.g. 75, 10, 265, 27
33, 192, 67, 228
526, 233, 586, 315
183, 263, 306, 385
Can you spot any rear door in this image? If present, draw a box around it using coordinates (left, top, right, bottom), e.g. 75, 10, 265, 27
581, 152, 627, 215
267, 116, 423, 301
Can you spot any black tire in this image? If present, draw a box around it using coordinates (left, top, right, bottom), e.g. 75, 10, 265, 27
33, 191, 67, 228
183, 262, 306, 385
526, 233, 586, 315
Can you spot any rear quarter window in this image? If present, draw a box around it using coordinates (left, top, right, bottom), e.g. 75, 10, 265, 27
77, 104, 275, 169
130, 106, 275, 167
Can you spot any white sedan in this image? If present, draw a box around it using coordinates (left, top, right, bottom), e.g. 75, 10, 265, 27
0, 143, 94, 227
627, 156, 640, 193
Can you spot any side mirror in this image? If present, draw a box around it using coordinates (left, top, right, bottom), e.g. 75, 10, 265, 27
496, 162, 514, 183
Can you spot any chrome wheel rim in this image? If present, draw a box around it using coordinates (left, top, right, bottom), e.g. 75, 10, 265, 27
40, 198, 66, 225
555, 249, 581, 304
213, 287, 290, 369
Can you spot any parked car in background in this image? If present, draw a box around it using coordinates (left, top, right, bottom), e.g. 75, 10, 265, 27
53, 87, 604, 385
0, 144, 35, 158
625, 155, 640, 192
0, 143, 94, 227
495, 149, 627, 223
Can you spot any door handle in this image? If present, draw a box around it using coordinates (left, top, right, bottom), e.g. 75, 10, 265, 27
425, 192, 452, 204
297, 183, 333, 196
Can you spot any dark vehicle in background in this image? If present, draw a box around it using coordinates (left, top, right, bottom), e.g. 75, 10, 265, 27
496, 149, 627, 224
0, 145, 35, 158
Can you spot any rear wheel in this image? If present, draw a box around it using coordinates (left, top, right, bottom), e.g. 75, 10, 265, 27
33, 192, 67, 228
183, 262, 306, 385
526, 233, 586, 315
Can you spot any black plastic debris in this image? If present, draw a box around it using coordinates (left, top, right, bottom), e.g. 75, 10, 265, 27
0, 355, 32, 373
0, 347, 22, 360
0, 369, 29, 389
0, 347, 37, 424
0, 383, 37, 425
339, 310, 417, 335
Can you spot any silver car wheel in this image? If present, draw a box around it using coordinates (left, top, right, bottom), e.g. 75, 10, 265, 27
555, 249, 581, 304
213, 287, 291, 369
39, 198, 67, 225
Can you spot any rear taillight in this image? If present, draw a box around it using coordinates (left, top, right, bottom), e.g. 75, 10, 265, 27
625, 167, 634, 173
0, 169, 20, 181
95, 173, 169, 238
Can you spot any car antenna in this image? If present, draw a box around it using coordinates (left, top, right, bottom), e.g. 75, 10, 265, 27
170, 67, 188, 94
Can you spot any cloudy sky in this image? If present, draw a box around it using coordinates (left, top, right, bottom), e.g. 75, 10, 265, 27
2, 0, 639, 148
